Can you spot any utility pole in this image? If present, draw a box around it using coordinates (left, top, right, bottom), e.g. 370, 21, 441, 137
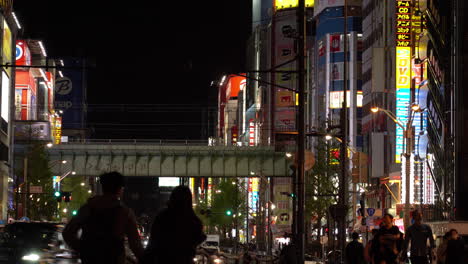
339, 0, 349, 261
296, 0, 306, 262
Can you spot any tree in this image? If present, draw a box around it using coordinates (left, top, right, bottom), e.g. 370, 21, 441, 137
305, 137, 340, 243
196, 178, 246, 240
22, 143, 58, 220
59, 175, 92, 220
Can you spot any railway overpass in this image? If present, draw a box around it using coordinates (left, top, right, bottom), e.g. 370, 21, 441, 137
47, 139, 293, 178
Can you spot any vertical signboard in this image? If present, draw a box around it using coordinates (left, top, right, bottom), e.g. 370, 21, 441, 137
395, 47, 411, 163
15, 40, 31, 66
54, 58, 85, 130
273, 177, 292, 234
395, 0, 412, 163
53, 116, 62, 144
274, 10, 297, 133
2, 19, 12, 77
248, 178, 259, 213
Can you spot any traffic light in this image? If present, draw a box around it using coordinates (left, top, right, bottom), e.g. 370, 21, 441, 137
63, 192, 72, 203
225, 210, 233, 216
72, 210, 78, 216
54, 191, 62, 202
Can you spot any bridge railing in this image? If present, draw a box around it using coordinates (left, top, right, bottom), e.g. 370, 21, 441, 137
62, 138, 212, 146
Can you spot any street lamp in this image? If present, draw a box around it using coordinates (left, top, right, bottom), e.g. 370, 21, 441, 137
371, 104, 420, 229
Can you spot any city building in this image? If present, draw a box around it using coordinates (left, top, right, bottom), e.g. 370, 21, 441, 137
13, 38, 59, 219
0, 3, 18, 221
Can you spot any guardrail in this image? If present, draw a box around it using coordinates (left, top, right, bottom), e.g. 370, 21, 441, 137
62, 138, 211, 146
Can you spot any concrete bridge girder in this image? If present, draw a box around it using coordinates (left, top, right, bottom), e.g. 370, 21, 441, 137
48, 144, 292, 178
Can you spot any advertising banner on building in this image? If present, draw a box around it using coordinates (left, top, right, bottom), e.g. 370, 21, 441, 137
54, 58, 85, 129
395, 47, 412, 162
275, 108, 296, 132
15, 40, 31, 66
248, 178, 259, 213
273, 177, 292, 235
274, 10, 297, 134
276, 90, 295, 107
2, 19, 12, 77
14, 121, 51, 141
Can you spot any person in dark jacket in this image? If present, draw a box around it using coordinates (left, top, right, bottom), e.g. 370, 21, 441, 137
63, 171, 144, 264
371, 214, 403, 264
445, 229, 465, 264
345, 232, 364, 264
143, 185, 206, 264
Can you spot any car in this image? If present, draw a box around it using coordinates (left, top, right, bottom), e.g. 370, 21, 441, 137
0, 222, 72, 263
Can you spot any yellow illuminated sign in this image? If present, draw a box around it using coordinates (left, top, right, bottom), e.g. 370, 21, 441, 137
275, 0, 314, 10
396, 47, 412, 89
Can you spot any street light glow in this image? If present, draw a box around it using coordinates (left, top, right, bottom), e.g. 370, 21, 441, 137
286, 152, 293, 158
62, 160, 67, 164
411, 104, 421, 112
80, 182, 85, 186
370, 107, 379, 113
72, 171, 76, 175
325, 134, 333, 140
46, 143, 53, 148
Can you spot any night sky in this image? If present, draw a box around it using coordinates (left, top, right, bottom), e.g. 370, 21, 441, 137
13, 1, 251, 139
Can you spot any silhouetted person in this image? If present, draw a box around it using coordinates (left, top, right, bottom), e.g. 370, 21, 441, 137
63, 171, 143, 264
401, 211, 435, 264
446, 229, 465, 264
346, 232, 364, 264
143, 185, 206, 264
371, 213, 403, 264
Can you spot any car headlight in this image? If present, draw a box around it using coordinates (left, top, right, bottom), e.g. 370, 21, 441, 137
22, 253, 40, 261
213, 258, 223, 264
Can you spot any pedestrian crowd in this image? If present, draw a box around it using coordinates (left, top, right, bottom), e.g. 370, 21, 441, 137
346, 211, 466, 264
63, 171, 206, 264
60, 171, 466, 264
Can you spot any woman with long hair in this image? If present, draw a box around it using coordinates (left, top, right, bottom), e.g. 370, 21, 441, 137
142, 185, 206, 264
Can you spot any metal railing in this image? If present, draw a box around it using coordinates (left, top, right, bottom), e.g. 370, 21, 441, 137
62, 138, 211, 146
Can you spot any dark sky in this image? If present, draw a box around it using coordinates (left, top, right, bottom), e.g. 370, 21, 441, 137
13, 1, 251, 139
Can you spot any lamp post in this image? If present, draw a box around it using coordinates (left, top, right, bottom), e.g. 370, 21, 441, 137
371, 105, 420, 229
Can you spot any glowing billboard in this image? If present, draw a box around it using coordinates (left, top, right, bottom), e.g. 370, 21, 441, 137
275, 0, 314, 10
395, 47, 412, 162
249, 178, 260, 213
1, 71, 10, 122
2, 19, 12, 77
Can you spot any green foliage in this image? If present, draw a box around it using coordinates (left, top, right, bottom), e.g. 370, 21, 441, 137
196, 178, 246, 233
305, 137, 340, 228
59, 175, 92, 219
25, 143, 57, 220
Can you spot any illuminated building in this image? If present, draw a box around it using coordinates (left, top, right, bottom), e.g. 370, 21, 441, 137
0, 4, 16, 220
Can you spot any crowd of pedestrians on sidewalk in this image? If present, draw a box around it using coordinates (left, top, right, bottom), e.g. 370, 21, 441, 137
345, 211, 466, 264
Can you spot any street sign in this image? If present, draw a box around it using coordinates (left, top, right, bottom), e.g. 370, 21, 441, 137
29, 186, 43, 194
367, 208, 375, 217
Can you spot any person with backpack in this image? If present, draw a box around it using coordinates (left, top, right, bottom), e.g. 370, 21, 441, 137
63, 171, 144, 264
142, 185, 206, 264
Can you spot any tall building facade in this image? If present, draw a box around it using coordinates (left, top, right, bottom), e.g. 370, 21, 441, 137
0, 3, 17, 221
